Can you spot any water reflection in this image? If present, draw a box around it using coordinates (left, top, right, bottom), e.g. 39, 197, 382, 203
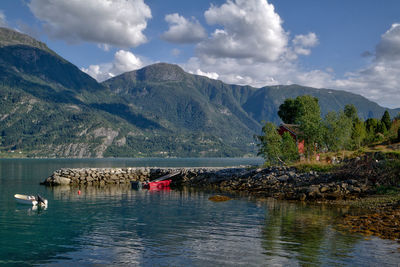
259, 199, 400, 266
14, 205, 47, 216
1, 159, 400, 266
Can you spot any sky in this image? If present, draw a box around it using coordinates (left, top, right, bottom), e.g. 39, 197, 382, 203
1, 0, 400, 109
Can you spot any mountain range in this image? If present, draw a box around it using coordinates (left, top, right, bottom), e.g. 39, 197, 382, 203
0, 27, 398, 158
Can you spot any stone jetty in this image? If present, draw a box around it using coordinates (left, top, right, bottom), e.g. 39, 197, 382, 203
41, 167, 230, 186
42, 166, 372, 201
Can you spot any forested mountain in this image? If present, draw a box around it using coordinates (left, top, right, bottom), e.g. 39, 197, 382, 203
0, 27, 398, 157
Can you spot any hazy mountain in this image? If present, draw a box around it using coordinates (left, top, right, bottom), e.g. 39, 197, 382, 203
0, 27, 398, 158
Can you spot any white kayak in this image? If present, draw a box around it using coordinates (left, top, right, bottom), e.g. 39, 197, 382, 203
14, 194, 48, 207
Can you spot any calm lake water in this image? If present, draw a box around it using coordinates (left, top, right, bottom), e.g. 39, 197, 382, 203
0, 158, 399, 266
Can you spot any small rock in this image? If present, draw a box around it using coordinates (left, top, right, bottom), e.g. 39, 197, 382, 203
320, 186, 330, 193
278, 175, 289, 182
53, 176, 71, 185
208, 195, 232, 202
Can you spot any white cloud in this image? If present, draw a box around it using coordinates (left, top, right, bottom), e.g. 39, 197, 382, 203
198, 0, 288, 62
113, 50, 143, 73
292, 32, 319, 56
28, 0, 152, 48
82, 50, 144, 82
0, 10, 7, 27
375, 23, 400, 62
183, 0, 321, 89
193, 69, 219, 80
329, 23, 400, 108
81, 64, 113, 82
161, 13, 207, 44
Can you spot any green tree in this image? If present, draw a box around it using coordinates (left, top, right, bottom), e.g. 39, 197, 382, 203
377, 121, 387, 135
322, 111, 352, 152
365, 118, 378, 133
344, 104, 358, 122
296, 96, 323, 159
278, 98, 299, 124
281, 131, 299, 163
381, 110, 392, 132
257, 122, 282, 165
343, 104, 366, 149
352, 120, 367, 148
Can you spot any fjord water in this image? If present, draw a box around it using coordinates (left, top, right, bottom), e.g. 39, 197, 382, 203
1, 159, 399, 266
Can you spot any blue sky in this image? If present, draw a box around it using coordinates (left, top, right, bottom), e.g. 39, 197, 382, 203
1, 0, 400, 108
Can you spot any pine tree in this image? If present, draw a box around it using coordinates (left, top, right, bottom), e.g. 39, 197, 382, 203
381, 110, 392, 132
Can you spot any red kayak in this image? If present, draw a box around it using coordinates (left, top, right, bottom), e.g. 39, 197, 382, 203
146, 179, 171, 189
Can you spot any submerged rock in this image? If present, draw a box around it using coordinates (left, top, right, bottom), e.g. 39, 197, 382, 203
208, 195, 232, 202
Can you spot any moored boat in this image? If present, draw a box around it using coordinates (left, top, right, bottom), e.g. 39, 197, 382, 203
14, 194, 48, 207
131, 172, 178, 190
147, 179, 171, 189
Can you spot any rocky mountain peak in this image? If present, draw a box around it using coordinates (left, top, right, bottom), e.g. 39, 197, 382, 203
0, 27, 53, 54
133, 63, 186, 82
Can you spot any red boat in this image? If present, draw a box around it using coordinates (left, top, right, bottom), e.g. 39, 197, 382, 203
146, 179, 171, 189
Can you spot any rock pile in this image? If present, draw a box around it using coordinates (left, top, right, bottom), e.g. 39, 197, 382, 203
42, 166, 372, 201
41, 167, 225, 186
183, 166, 372, 201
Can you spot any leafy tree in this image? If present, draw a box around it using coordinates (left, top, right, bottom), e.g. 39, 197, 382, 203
322, 111, 352, 152
281, 131, 299, 163
344, 104, 358, 122
381, 110, 392, 131
257, 122, 282, 165
278, 98, 299, 124
343, 104, 366, 148
296, 96, 323, 159
352, 120, 367, 148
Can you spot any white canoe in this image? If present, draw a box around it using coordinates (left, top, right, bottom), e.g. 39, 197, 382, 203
14, 194, 48, 207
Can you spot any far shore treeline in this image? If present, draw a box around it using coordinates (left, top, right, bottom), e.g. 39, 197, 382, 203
257, 95, 400, 165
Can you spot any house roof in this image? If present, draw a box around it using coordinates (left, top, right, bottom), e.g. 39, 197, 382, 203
279, 123, 302, 136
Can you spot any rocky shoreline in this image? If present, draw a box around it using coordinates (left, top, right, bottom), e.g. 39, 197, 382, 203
42, 165, 372, 201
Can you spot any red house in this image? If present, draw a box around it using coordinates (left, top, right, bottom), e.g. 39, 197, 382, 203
277, 124, 305, 154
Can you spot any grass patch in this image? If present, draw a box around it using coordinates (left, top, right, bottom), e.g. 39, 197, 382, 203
375, 185, 400, 195
293, 162, 336, 173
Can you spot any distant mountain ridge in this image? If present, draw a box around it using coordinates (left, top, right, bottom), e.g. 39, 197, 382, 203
0, 27, 398, 157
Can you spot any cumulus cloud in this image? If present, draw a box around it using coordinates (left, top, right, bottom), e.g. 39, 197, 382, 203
331, 23, 400, 108
183, 0, 321, 89
82, 50, 144, 81
161, 13, 207, 44
375, 23, 400, 62
198, 0, 288, 62
28, 0, 151, 47
192, 69, 219, 80
0, 10, 7, 27
292, 32, 319, 56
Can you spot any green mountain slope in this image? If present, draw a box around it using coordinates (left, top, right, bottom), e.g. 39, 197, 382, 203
0, 28, 142, 157
0, 27, 398, 158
